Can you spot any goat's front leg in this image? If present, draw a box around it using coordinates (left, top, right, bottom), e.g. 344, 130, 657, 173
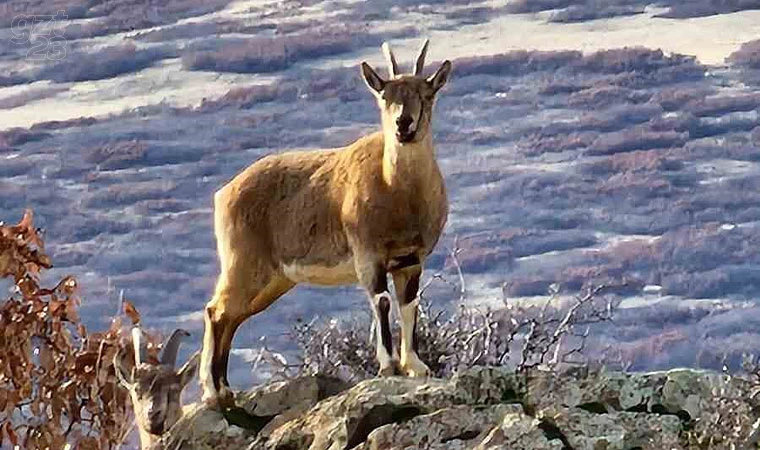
392, 266, 430, 377
356, 259, 398, 376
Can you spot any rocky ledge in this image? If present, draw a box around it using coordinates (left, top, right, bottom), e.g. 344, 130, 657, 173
156, 367, 760, 449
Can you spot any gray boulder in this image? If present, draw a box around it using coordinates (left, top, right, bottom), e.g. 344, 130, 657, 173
155, 367, 759, 450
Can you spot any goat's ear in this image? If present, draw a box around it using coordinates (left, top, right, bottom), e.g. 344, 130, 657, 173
427, 60, 452, 93
113, 353, 134, 389
361, 62, 385, 95
177, 351, 200, 388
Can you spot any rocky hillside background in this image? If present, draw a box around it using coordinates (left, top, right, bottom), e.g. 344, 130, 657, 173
1, 0, 760, 390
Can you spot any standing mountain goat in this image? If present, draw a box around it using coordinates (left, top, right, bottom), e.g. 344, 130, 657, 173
115, 327, 199, 449
200, 40, 452, 405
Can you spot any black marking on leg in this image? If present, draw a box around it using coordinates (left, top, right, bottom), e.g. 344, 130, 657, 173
219, 353, 230, 389
377, 295, 394, 358
403, 273, 420, 305
212, 344, 224, 391
388, 254, 421, 271
211, 317, 230, 391
412, 308, 419, 353
370, 266, 388, 296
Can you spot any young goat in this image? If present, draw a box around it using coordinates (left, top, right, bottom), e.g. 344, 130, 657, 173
200, 40, 452, 405
115, 327, 199, 449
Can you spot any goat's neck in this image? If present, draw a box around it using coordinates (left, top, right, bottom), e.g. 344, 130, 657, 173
382, 132, 435, 187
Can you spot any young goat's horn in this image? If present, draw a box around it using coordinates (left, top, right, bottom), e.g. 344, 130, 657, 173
382, 42, 399, 78
414, 39, 430, 76
132, 326, 148, 366
161, 329, 190, 367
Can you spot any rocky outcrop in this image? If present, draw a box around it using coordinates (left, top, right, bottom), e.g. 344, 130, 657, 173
156, 367, 760, 450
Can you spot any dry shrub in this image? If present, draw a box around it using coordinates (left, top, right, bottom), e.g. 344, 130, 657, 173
728, 39, 760, 69
182, 25, 397, 74
453, 50, 582, 78
84, 139, 148, 169
588, 128, 687, 155
567, 85, 650, 108
38, 43, 172, 83
255, 275, 615, 383
0, 210, 159, 449
0, 128, 51, 150
686, 93, 760, 117
581, 149, 684, 176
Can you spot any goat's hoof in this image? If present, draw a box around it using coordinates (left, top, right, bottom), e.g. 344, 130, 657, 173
218, 386, 236, 408
378, 359, 401, 377
203, 386, 236, 410
378, 365, 396, 377
202, 391, 221, 409
401, 358, 430, 377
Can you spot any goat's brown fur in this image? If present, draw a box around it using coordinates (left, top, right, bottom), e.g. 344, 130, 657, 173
200, 40, 452, 404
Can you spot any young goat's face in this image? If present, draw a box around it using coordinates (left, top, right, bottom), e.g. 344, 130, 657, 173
128, 364, 193, 435
361, 41, 452, 145
115, 328, 199, 441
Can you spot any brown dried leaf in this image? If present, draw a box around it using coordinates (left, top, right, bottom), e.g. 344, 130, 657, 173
64, 298, 79, 322
5, 422, 17, 446
5, 388, 18, 417
77, 436, 99, 450
56, 276, 78, 296
0, 250, 11, 277
124, 300, 141, 325
17, 210, 43, 249
51, 430, 65, 449
39, 342, 54, 373
75, 352, 98, 377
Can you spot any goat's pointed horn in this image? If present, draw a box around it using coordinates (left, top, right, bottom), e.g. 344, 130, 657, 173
414, 39, 430, 76
132, 326, 148, 366
381, 42, 398, 78
161, 329, 190, 367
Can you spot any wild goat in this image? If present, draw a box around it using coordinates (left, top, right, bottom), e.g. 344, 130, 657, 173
115, 327, 199, 449
200, 40, 452, 405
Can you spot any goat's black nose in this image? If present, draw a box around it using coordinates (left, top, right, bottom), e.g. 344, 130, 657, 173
396, 115, 413, 131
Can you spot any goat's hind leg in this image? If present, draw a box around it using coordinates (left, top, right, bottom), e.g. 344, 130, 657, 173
200, 272, 294, 407
200, 271, 251, 406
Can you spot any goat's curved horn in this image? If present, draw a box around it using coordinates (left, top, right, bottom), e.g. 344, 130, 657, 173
132, 326, 148, 366
414, 39, 430, 76
382, 42, 399, 78
161, 329, 190, 367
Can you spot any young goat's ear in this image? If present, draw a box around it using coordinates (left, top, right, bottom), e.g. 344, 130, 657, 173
113, 352, 134, 389
361, 62, 386, 95
177, 351, 200, 388
427, 60, 452, 93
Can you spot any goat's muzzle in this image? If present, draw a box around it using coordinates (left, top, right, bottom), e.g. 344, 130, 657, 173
396, 130, 416, 143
